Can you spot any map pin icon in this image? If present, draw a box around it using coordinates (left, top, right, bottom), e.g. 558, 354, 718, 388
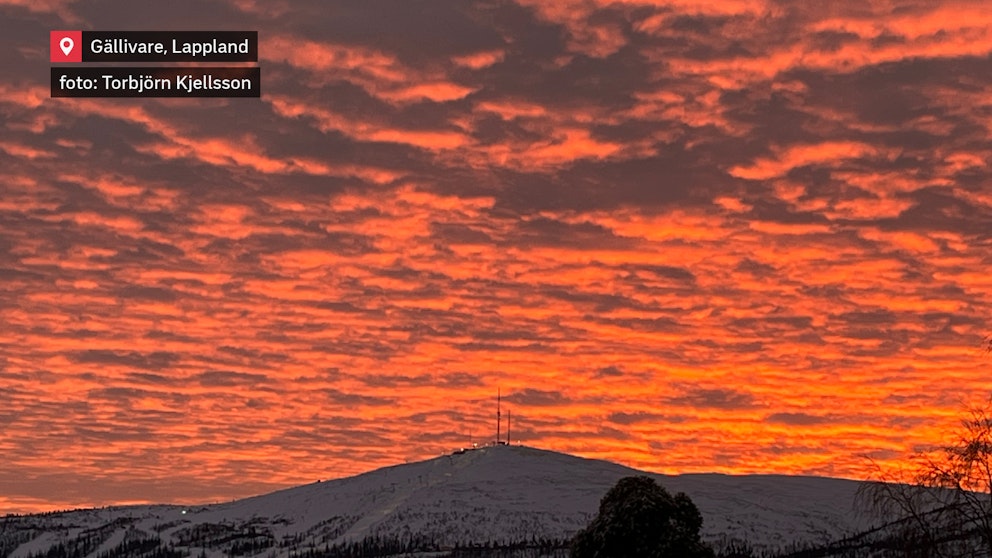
60, 37, 74, 56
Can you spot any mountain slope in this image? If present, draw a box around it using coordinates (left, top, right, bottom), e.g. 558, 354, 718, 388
2, 445, 872, 557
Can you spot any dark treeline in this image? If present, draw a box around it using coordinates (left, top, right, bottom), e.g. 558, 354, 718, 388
21, 519, 134, 558
0, 517, 38, 558
173, 522, 274, 555
448, 537, 568, 557
27, 535, 184, 558
282, 535, 571, 558
719, 520, 990, 558
288, 533, 441, 558
774, 528, 989, 558
11, 510, 990, 558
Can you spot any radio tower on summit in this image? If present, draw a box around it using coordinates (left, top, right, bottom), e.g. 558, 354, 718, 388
495, 388, 509, 445
496, 387, 501, 445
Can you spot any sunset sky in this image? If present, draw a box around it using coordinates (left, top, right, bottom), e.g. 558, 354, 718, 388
2, 0, 992, 514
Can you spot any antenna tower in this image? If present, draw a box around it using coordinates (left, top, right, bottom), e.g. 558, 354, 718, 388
496, 387, 501, 445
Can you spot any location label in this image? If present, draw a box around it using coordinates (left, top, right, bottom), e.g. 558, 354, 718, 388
50, 30, 82, 62
49, 30, 261, 98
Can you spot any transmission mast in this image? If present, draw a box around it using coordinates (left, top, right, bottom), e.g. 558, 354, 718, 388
496, 387, 501, 445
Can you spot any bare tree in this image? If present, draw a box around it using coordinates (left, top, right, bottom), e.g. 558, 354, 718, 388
858, 401, 992, 557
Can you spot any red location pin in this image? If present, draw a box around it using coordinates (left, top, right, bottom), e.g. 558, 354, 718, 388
51, 30, 82, 62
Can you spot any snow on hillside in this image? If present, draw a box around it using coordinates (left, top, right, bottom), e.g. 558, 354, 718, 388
1, 445, 872, 557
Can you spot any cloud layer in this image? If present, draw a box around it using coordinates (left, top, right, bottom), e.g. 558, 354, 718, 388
1, 0, 991, 512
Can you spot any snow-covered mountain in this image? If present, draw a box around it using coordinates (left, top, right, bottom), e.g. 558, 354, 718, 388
1, 445, 874, 557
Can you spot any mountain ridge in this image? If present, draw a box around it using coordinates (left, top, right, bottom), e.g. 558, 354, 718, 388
2, 444, 873, 557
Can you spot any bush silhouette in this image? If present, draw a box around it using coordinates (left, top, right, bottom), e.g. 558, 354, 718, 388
570, 475, 714, 558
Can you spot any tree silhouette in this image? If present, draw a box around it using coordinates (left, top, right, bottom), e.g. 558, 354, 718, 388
858, 400, 992, 557
570, 475, 714, 558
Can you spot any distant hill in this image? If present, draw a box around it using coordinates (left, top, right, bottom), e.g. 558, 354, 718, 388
1, 445, 877, 558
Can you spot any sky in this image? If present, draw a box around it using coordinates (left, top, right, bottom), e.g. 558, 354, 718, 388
1, 0, 991, 514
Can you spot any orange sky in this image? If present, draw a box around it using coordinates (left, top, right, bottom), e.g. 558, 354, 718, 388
1, 0, 992, 514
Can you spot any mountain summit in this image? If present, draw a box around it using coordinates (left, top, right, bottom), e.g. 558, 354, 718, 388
4, 445, 868, 557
